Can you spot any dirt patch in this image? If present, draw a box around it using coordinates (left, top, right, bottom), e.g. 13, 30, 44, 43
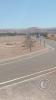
0, 36, 44, 60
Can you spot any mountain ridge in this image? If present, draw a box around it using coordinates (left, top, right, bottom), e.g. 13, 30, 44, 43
0, 27, 56, 34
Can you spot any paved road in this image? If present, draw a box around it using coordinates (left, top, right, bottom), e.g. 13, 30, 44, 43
0, 65, 56, 100
0, 39, 56, 85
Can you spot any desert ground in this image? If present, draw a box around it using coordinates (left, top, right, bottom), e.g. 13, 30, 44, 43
0, 36, 44, 60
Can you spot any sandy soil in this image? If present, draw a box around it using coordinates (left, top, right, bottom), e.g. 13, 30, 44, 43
0, 36, 44, 60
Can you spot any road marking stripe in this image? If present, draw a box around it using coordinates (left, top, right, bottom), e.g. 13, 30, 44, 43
0, 65, 56, 88
0, 65, 45, 85
0, 67, 56, 89
11, 70, 56, 85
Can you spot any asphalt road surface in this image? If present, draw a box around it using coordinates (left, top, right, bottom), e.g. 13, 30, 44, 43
0, 39, 56, 86
0, 64, 56, 100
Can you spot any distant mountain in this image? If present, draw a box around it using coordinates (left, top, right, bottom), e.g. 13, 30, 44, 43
0, 27, 56, 35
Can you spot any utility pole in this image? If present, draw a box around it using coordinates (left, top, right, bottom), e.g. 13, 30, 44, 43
29, 33, 32, 52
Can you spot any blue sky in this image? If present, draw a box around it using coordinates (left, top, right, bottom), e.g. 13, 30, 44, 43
0, 0, 56, 28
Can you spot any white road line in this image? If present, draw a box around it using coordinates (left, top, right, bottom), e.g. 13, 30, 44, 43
0, 65, 45, 85
0, 48, 48, 65
0, 44, 55, 89
0, 65, 56, 85
11, 69, 56, 85
0, 67, 56, 89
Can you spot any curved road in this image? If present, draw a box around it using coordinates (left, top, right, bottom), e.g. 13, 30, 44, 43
0, 39, 56, 86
